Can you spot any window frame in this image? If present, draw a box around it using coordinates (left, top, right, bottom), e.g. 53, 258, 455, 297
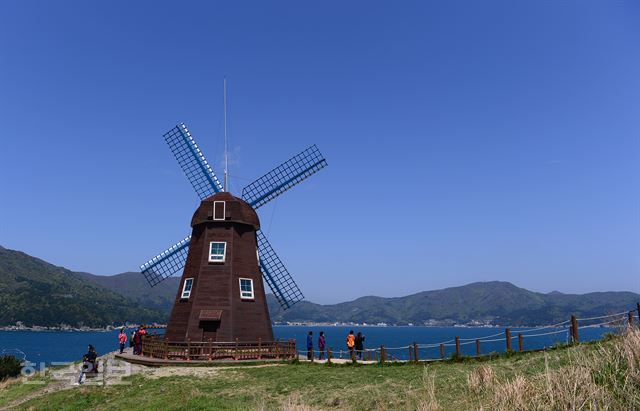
208, 241, 227, 263
239, 278, 254, 300
181, 278, 194, 300
213, 201, 226, 221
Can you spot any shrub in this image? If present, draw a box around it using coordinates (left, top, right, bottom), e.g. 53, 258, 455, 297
0, 355, 22, 380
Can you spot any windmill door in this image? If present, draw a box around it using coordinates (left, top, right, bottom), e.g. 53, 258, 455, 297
198, 309, 222, 341
200, 320, 220, 341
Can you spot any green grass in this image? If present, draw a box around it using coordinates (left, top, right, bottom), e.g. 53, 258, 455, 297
1, 334, 634, 411
0, 373, 50, 408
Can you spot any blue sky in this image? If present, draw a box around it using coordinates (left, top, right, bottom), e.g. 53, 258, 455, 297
0, 1, 638, 303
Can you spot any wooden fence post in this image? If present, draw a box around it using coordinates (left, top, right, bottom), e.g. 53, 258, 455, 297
637, 302, 640, 324
327, 348, 332, 364
164, 339, 168, 360
208, 338, 213, 361
571, 315, 579, 343
258, 337, 262, 360
439, 343, 445, 359
408, 345, 413, 362
380, 345, 386, 364
629, 311, 634, 328
235, 338, 239, 360
455, 336, 461, 358
505, 328, 511, 352
413, 342, 419, 363
518, 333, 523, 352
475, 339, 481, 357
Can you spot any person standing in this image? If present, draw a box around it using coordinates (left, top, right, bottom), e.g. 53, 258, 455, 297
355, 331, 365, 360
318, 331, 326, 360
118, 328, 127, 354
130, 330, 135, 349
346, 330, 355, 358
137, 325, 148, 355
133, 327, 143, 355
306, 331, 313, 360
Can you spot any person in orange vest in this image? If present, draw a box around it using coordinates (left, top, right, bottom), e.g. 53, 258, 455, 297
118, 328, 127, 354
346, 330, 355, 357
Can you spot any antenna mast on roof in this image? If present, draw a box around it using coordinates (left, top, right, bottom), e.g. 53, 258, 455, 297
223, 77, 229, 192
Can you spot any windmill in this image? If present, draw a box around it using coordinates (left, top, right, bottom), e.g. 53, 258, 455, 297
139, 122, 327, 342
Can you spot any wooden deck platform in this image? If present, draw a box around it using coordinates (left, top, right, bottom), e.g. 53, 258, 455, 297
114, 352, 292, 367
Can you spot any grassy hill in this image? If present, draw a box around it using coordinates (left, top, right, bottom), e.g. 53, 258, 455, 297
2, 330, 638, 410
0, 246, 167, 327
76, 271, 180, 312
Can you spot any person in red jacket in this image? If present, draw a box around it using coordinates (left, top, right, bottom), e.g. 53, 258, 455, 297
118, 328, 127, 354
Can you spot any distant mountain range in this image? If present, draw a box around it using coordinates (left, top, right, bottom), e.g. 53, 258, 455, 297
0, 246, 167, 328
0, 245, 637, 327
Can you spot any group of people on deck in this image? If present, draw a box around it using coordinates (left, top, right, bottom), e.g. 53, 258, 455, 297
117, 325, 147, 355
306, 330, 366, 360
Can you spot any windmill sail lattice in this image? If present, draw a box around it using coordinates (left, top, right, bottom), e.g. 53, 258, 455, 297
140, 236, 191, 286
164, 123, 224, 199
141, 123, 326, 311
256, 230, 304, 309
242, 145, 327, 209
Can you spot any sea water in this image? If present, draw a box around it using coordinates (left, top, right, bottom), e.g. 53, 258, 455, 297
0, 326, 616, 366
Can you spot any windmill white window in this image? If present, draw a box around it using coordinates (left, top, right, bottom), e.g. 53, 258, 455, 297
209, 242, 226, 263
181, 278, 194, 299
239, 278, 254, 300
213, 201, 225, 220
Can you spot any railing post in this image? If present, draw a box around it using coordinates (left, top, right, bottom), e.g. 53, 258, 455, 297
518, 333, 523, 352
637, 302, 640, 324
408, 345, 413, 362
187, 339, 191, 361
413, 342, 419, 363
629, 311, 634, 328
208, 338, 213, 361
235, 338, 239, 360
311, 345, 314, 363
380, 345, 386, 364
455, 336, 461, 359
327, 347, 332, 364
571, 315, 579, 343
505, 328, 512, 351
475, 339, 481, 357
439, 343, 445, 359
164, 339, 168, 360
258, 337, 262, 360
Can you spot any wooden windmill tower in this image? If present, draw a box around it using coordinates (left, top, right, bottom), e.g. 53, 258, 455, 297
140, 119, 327, 342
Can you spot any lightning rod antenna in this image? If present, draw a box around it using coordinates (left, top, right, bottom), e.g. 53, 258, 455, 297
223, 77, 229, 192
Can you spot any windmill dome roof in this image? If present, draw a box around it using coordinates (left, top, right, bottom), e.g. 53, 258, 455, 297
191, 192, 260, 229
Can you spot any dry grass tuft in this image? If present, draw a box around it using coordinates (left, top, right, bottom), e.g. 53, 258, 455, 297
487, 328, 640, 410
280, 393, 316, 411
415, 367, 439, 411
467, 364, 494, 395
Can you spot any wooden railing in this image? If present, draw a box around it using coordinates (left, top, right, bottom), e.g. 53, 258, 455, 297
141, 335, 297, 361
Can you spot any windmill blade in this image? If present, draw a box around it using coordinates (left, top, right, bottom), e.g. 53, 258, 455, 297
242, 145, 327, 209
164, 123, 224, 199
256, 230, 304, 310
140, 236, 191, 287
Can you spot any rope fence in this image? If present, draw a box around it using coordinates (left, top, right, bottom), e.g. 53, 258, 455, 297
296, 303, 640, 364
